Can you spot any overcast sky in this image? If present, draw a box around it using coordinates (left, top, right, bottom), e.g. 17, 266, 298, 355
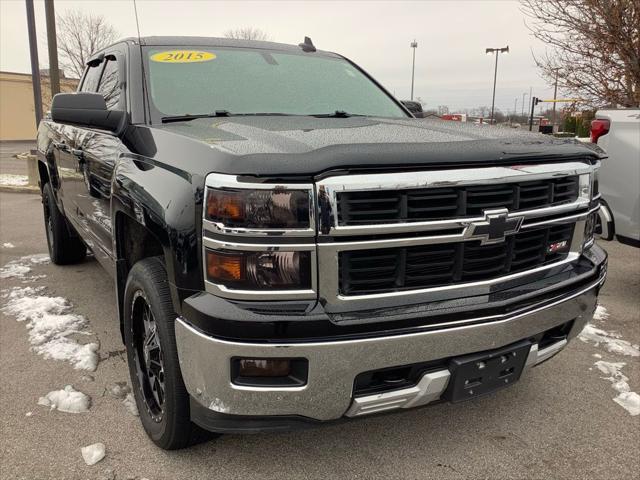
0, 0, 559, 114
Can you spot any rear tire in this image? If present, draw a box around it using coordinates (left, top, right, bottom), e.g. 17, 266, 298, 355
42, 183, 87, 264
123, 256, 212, 449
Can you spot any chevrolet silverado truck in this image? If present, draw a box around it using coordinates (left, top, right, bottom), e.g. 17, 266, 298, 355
36, 36, 607, 449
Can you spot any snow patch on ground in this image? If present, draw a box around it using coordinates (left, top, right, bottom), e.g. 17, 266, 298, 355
2, 285, 45, 298
613, 392, 640, 416
2, 242, 15, 248
122, 393, 139, 416
595, 360, 640, 415
21, 274, 47, 283
593, 305, 610, 321
38, 385, 91, 413
81, 443, 106, 465
0, 254, 50, 279
108, 382, 131, 400
108, 382, 138, 416
0, 262, 31, 279
26, 254, 51, 265
579, 324, 640, 357
1, 287, 99, 371
0, 174, 28, 186
585, 305, 640, 416
594, 361, 629, 393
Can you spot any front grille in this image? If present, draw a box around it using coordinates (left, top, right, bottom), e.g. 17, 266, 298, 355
337, 176, 579, 225
339, 224, 574, 295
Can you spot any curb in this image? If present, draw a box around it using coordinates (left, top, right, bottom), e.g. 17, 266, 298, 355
0, 185, 40, 194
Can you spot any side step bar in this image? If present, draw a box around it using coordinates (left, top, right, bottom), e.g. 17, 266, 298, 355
345, 339, 567, 418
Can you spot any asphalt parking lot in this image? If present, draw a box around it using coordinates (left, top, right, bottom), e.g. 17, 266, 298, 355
0, 190, 638, 480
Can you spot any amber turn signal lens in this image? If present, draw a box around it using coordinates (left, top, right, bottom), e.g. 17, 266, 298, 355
206, 251, 244, 282
206, 191, 244, 222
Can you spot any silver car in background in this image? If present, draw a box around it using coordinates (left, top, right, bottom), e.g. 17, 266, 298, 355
591, 108, 640, 247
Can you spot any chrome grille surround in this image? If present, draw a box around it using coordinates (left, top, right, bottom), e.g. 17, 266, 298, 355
316, 161, 599, 312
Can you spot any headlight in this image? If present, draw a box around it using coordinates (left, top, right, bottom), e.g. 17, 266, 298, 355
202, 174, 316, 300
205, 188, 311, 229
206, 249, 311, 290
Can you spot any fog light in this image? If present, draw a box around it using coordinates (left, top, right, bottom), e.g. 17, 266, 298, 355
237, 358, 291, 377
231, 357, 308, 387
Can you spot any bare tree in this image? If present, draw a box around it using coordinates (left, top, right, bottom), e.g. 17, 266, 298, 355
56, 10, 119, 79
223, 27, 271, 41
521, 0, 640, 108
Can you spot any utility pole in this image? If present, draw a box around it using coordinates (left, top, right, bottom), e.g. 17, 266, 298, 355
490, 52, 498, 123
514, 97, 518, 120
45, 0, 60, 96
551, 70, 559, 132
522, 92, 528, 116
25, 0, 42, 127
485, 46, 509, 125
410, 40, 417, 101
529, 96, 539, 131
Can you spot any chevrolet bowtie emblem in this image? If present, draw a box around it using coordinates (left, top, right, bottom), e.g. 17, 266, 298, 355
465, 209, 524, 245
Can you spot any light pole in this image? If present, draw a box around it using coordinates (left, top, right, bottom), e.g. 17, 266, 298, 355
25, 0, 42, 127
45, 0, 60, 96
410, 40, 418, 100
485, 46, 509, 125
551, 69, 559, 131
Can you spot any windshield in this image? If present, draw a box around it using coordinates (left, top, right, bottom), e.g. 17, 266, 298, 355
144, 46, 408, 119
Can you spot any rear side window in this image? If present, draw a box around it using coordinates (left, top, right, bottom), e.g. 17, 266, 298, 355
80, 64, 102, 92
98, 58, 121, 109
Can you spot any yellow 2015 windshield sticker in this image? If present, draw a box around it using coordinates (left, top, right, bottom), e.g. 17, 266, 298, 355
150, 50, 215, 63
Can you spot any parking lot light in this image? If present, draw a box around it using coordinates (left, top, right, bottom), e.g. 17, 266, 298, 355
485, 46, 509, 125
410, 40, 418, 100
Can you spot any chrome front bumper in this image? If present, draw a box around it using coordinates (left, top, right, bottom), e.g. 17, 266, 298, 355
175, 276, 603, 422
344, 338, 568, 417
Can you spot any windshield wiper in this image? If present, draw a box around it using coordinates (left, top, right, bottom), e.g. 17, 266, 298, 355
232, 113, 301, 117
161, 111, 304, 123
161, 110, 230, 123
311, 110, 363, 118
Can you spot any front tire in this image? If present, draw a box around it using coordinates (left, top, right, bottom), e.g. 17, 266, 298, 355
123, 257, 208, 449
42, 183, 86, 264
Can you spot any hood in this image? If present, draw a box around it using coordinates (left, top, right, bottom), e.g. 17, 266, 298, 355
147, 116, 604, 177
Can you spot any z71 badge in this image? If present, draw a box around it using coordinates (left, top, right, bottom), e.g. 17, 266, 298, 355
547, 240, 569, 253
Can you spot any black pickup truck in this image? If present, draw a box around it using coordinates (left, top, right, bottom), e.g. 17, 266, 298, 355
36, 36, 607, 449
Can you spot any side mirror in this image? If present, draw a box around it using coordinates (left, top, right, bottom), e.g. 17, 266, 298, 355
51, 93, 127, 135
401, 100, 424, 118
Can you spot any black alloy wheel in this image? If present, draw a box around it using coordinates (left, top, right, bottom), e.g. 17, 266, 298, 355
131, 290, 166, 422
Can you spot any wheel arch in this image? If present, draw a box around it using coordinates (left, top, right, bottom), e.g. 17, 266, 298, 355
114, 211, 174, 341
111, 154, 204, 342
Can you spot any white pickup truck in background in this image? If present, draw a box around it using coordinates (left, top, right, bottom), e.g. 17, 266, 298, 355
591, 108, 640, 247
